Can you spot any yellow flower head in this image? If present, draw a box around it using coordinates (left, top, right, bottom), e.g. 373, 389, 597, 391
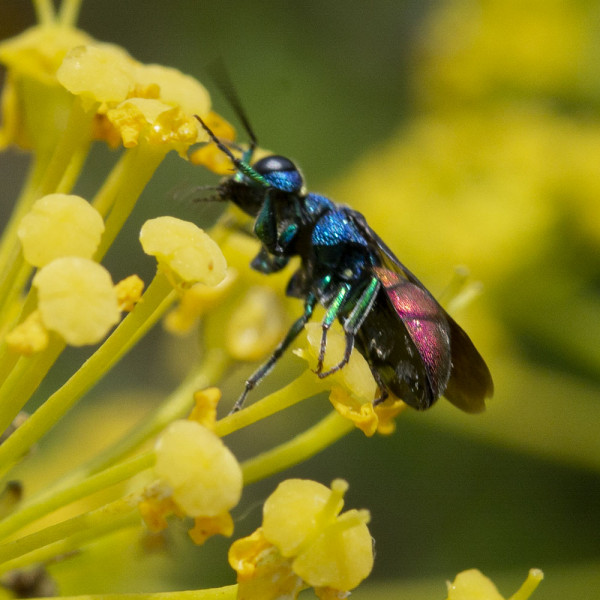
32, 257, 120, 346
196, 226, 292, 366
229, 479, 373, 599
5, 311, 49, 355
139, 216, 227, 287
295, 322, 406, 435
56, 44, 213, 154
446, 568, 544, 600
56, 43, 136, 107
114, 274, 145, 312
17, 194, 104, 267
226, 286, 287, 362
143, 420, 242, 544
0, 23, 93, 150
164, 267, 238, 334
188, 387, 222, 431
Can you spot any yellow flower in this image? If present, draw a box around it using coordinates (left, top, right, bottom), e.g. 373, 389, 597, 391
17, 193, 104, 267
164, 267, 238, 334
142, 420, 243, 544
295, 322, 406, 435
229, 479, 373, 599
56, 44, 211, 153
446, 568, 544, 600
114, 274, 144, 312
189, 111, 237, 174
139, 216, 227, 287
226, 286, 287, 361
4, 311, 49, 355
184, 226, 291, 367
56, 43, 136, 106
0, 23, 92, 151
188, 387, 221, 430
32, 257, 120, 346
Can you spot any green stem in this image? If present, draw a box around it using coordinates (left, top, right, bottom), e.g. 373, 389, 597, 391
0, 335, 66, 437
0, 272, 177, 479
509, 569, 544, 600
35, 98, 95, 199
37, 587, 238, 600
93, 143, 169, 260
215, 370, 327, 438
0, 249, 31, 331
73, 348, 230, 476
2, 349, 229, 541
241, 410, 354, 485
0, 101, 93, 309
0, 156, 46, 285
0, 497, 139, 574
0, 452, 155, 542
33, 0, 55, 24
57, 0, 83, 27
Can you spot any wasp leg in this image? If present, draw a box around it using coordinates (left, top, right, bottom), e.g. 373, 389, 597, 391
315, 284, 351, 375
230, 293, 317, 413
317, 277, 380, 378
371, 368, 390, 406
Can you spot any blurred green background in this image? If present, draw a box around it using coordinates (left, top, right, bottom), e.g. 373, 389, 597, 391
1, 1, 599, 598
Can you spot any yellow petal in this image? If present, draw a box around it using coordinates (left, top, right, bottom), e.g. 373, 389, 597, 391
140, 216, 227, 286
188, 512, 234, 545
154, 420, 242, 517
134, 63, 211, 120
292, 509, 373, 591
33, 257, 120, 346
5, 311, 49, 355
446, 569, 504, 600
226, 286, 286, 361
262, 479, 343, 558
114, 274, 144, 312
18, 194, 104, 267
56, 44, 136, 104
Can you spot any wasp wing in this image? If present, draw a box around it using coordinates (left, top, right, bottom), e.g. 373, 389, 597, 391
347, 209, 493, 413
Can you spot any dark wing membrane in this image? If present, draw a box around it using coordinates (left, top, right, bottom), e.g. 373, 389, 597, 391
443, 316, 494, 413
347, 208, 493, 412
356, 291, 440, 410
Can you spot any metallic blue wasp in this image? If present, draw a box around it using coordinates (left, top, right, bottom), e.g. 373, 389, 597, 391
195, 112, 493, 414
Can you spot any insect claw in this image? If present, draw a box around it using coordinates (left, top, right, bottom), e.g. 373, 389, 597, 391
372, 387, 388, 406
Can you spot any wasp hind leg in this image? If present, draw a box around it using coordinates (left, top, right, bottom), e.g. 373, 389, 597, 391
316, 277, 380, 379
230, 293, 317, 413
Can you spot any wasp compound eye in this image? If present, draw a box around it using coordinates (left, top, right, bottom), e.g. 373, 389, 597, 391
253, 155, 303, 192
253, 155, 297, 174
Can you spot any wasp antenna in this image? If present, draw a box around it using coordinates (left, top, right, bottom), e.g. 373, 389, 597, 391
207, 60, 259, 153
170, 183, 224, 206
195, 115, 238, 163
195, 114, 269, 188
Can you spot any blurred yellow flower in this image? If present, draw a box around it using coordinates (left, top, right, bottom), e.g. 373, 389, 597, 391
5, 310, 49, 355
32, 257, 120, 346
56, 43, 136, 105
445, 568, 544, 600
114, 274, 144, 312
17, 193, 104, 266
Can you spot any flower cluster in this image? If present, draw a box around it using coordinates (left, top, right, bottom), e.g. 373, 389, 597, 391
0, 2, 549, 600
0, 2, 383, 599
